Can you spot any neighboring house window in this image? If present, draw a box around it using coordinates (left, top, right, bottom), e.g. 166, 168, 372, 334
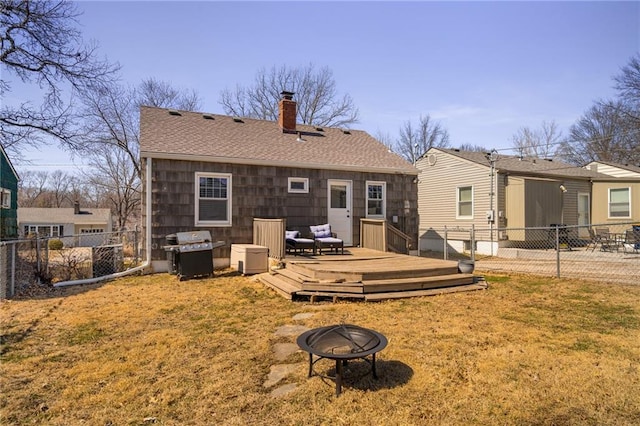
80, 228, 104, 234
24, 225, 61, 237
196, 172, 232, 226
457, 186, 473, 219
288, 177, 309, 193
1, 188, 11, 208
609, 187, 631, 218
366, 181, 386, 218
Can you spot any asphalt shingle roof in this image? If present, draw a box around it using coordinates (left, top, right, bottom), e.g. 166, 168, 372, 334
434, 148, 611, 180
139, 106, 417, 174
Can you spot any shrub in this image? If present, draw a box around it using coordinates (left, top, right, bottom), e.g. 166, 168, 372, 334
48, 239, 64, 250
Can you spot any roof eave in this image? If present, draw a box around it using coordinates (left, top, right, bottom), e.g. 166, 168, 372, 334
141, 151, 419, 176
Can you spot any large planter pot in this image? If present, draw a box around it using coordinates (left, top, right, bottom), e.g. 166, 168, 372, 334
458, 260, 475, 274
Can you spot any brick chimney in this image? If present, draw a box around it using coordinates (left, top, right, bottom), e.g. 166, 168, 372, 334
278, 91, 296, 133
74, 201, 80, 215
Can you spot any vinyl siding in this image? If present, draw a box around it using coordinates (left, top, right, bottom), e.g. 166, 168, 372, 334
416, 151, 492, 235
591, 181, 640, 224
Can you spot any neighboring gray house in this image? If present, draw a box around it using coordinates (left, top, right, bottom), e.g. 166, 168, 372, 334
139, 92, 419, 271
416, 148, 608, 255
18, 203, 113, 247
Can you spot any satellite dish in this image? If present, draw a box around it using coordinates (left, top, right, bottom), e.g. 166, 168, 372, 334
427, 153, 437, 166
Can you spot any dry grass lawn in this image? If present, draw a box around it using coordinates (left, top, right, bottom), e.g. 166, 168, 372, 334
1, 270, 640, 425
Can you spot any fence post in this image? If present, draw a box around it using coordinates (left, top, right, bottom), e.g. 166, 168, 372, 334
555, 226, 561, 278
11, 243, 16, 297
470, 224, 476, 262
443, 226, 448, 260
134, 226, 140, 264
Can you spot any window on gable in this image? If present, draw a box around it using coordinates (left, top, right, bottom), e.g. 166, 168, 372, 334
366, 181, 386, 218
609, 187, 630, 218
288, 177, 309, 193
196, 172, 232, 226
457, 186, 473, 219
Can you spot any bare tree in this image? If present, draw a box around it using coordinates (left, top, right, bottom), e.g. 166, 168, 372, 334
48, 170, 75, 207
395, 115, 450, 164
18, 171, 50, 207
219, 64, 359, 128
457, 143, 490, 152
558, 100, 636, 165
0, 0, 119, 157
511, 120, 562, 159
79, 78, 202, 177
83, 144, 141, 230
614, 53, 640, 115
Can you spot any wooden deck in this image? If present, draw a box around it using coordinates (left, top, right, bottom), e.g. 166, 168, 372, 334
257, 248, 487, 302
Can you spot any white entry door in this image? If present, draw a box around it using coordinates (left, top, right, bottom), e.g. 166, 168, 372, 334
327, 180, 352, 246
578, 193, 590, 238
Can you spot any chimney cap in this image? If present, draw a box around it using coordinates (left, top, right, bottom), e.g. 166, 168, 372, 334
280, 90, 294, 100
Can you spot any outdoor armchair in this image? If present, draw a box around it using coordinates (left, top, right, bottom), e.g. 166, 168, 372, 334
310, 224, 344, 254
285, 230, 316, 256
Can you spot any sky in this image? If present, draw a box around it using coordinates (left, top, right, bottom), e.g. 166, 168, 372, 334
10, 0, 640, 174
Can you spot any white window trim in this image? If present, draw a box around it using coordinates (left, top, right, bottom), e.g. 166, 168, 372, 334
288, 177, 309, 193
365, 181, 386, 219
1, 188, 10, 209
608, 187, 631, 219
456, 185, 474, 219
195, 172, 232, 226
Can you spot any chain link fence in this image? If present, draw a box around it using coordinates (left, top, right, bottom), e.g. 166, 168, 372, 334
421, 222, 640, 284
1, 229, 142, 299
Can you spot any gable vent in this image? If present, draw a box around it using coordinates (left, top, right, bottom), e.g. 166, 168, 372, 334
202, 114, 214, 120
233, 117, 244, 123
168, 110, 182, 116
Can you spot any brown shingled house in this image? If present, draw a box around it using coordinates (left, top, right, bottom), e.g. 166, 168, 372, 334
140, 92, 418, 271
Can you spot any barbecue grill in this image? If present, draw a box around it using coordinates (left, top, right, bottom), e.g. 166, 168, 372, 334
165, 231, 224, 280
297, 324, 388, 396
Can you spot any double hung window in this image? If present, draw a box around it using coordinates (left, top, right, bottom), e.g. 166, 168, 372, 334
196, 172, 232, 226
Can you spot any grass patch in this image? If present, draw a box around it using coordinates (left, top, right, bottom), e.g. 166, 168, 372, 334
1, 272, 639, 425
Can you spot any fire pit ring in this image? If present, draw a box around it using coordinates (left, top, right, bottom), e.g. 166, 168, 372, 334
297, 324, 388, 396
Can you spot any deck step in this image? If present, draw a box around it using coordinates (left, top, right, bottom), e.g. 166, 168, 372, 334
300, 281, 364, 294
364, 282, 488, 302
257, 273, 299, 299
362, 274, 475, 293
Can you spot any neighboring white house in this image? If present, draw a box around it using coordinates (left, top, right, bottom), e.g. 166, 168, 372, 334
18, 202, 113, 247
584, 161, 640, 178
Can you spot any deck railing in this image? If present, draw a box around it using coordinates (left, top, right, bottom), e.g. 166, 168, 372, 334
386, 223, 412, 254
360, 219, 412, 254
253, 218, 286, 260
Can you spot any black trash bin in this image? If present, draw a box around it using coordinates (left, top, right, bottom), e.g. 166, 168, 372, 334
549, 224, 571, 250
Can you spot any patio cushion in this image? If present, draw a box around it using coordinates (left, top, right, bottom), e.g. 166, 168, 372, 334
310, 224, 332, 238
285, 230, 299, 239
315, 237, 342, 244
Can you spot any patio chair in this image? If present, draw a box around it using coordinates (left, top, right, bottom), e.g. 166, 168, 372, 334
586, 228, 600, 252
310, 224, 344, 255
623, 229, 640, 254
285, 230, 316, 256
595, 227, 619, 252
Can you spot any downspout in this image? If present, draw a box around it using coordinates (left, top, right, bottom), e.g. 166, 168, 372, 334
54, 157, 153, 288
